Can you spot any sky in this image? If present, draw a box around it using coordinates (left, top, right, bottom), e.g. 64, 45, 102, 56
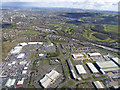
2, 0, 120, 11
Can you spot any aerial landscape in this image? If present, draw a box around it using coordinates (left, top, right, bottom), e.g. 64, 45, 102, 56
0, 0, 120, 89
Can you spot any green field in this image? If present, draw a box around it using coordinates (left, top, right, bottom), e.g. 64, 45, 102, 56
68, 80, 74, 86
18, 30, 40, 37
104, 25, 118, 33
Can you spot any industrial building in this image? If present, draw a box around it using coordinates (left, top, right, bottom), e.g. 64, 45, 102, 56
24, 67, 28, 70
72, 53, 84, 59
12, 61, 16, 65
88, 53, 101, 57
19, 61, 27, 65
10, 46, 22, 54
66, 59, 77, 79
17, 53, 25, 59
22, 70, 27, 74
39, 70, 60, 88
86, 63, 99, 73
28, 42, 43, 45
17, 78, 25, 86
19, 42, 27, 46
39, 53, 44, 57
75, 65, 87, 74
5, 78, 16, 87
96, 61, 119, 72
93, 81, 104, 88
111, 57, 120, 66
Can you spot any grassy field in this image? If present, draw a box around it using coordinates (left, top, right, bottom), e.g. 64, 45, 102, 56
18, 30, 40, 37
104, 25, 118, 33
50, 23, 62, 27
68, 80, 74, 86
20, 30, 39, 35
2, 41, 17, 60
83, 29, 117, 43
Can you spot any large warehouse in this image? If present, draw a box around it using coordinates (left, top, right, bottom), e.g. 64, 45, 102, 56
10, 46, 22, 54
86, 63, 99, 73
39, 70, 60, 88
93, 81, 104, 88
96, 61, 119, 72
88, 53, 101, 57
5, 78, 16, 87
75, 65, 87, 74
111, 57, 120, 66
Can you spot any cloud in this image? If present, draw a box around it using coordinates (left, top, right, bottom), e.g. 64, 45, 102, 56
2, 0, 119, 11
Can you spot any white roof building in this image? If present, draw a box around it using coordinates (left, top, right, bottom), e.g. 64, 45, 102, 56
19, 61, 27, 65
88, 53, 101, 57
71, 70, 77, 79
24, 67, 28, 70
5, 78, 16, 87
8, 63, 12, 66
10, 46, 22, 54
12, 61, 16, 65
38, 42, 43, 45
100, 69, 105, 75
93, 81, 104, 88
86, 63, 99, 73
19, 42, 27, 46
14, 46, 23, 49
96, 61, 119, 72
39, 53, 44, 57
10, 79, 16, 86
5, 78, 12, 87
39, 70, 60, 88
111, 57, 120, 66
22, 70, 27, 74
75, 65, 87, 74
17, 78, 25, 86
72, 54, 84, 59
28, 42, 43, 45
17, 53, 25, 59
46, 70, 60, 80
40, 75, 52, 88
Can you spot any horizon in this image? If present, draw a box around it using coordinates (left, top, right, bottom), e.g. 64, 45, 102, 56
1, 0, 119, 11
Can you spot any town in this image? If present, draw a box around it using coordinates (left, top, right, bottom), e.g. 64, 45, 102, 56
1, 4, 120, 89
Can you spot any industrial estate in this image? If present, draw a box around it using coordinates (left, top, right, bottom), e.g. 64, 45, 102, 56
1, 41, 120, 89
1, 2, 120, 89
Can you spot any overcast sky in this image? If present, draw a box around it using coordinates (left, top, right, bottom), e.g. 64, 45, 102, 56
2, 0, 119, 11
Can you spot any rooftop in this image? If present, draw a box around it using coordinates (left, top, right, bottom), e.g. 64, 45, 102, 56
75, 65, 87, 74
86, 63, 99, 73
96, 61, 118, 69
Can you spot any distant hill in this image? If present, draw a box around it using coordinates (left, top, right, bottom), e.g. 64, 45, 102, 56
2, 2, 31, 8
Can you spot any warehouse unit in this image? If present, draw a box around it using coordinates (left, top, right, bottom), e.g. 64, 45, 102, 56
111, 57, 120, 66
93, 81, 104, 88
96, 61, 119, 72
46, 70, 60, 80
39, 70, 60, 88
88, 53, 101, 57
5, 78, 16, 87
75, 65, 87, 74
17, 53, 25, 59
10, 46, 22, 54
19, 42, 27, 46
28, 42, 43, 45
66, 59, 78, 79
86, 63, 99, 73
40, 75, 52, 88
72, 53, 84, 59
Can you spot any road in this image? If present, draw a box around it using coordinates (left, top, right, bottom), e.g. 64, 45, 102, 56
57, 43, 108, 88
